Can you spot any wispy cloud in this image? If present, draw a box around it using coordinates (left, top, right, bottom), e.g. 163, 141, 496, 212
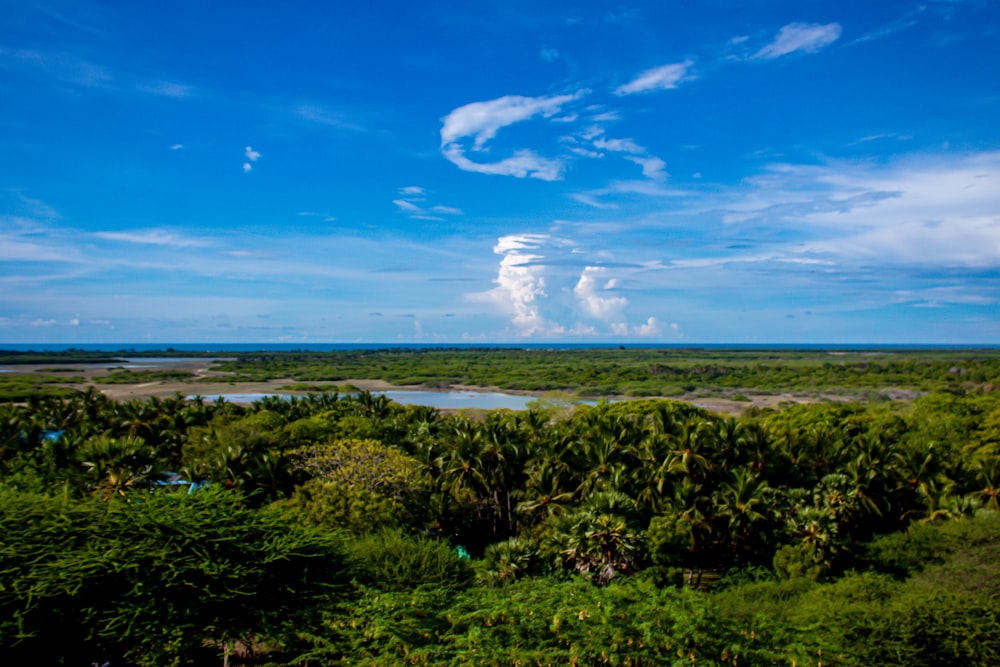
753, 23, 842, 59
392, 186, 462, 221
297, 211, 337, 222
293, 104, 366, 131
93, 229, 211, 248
593, 136, 645, 154
615, 60, 694, 95
0, 47, 193, 98
392, 199, 423, 214
440, 91, 585, 180
851, 12, 921, 45
135, 80, 192, 98
571, 178, 682, 208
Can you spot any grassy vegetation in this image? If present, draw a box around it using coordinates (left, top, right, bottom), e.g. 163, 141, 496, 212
211, 347, 1000, 397
0, 373, 82, 401
95, 369, 198, 384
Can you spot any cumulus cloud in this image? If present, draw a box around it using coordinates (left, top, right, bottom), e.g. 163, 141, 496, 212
574, 266, 627, 320
615, 61, 693, 95
754, 22, 842, 59
440, 91, 585, 180
471, 234, 553, 335
242, 146, 261, 173
471, 235, 660, 337
632, 317, 663, 337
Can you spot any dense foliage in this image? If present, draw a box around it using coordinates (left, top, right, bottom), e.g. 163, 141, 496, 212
209, 347, 1000, 396
1, 350, 999, 664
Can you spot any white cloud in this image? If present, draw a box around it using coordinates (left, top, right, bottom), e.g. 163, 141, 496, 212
570, 193, 619, 209
895, 286, 997, 308
245, 146, 261, 162
471, 234, 553, 335
634, 317, 662, 337
810, 154, 998, 266
393, 187, 462, 219
442, 146, 566, 181
572, 178, 684, 207
567, 146, 603, 159
589, 111, 621, 122
754, 22, 842, 60
441, 93, 581, 149
470, 236, 662, 338
615, 61, 693, 95
594, 137, 644, 154
170, 143, 183, 150
700, 151, 1000, 277
574, 266, 628, 320
440, 91, 585, 180
93, 229, 210, 248
392, 199, 423, 213
625, 155, 668, 181
242, 163, 252, 173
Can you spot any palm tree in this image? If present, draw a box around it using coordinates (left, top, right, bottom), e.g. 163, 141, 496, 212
714, 466, 771, 560
517, 455, 575, 528
658, 418, 712, 484
78, 435, 158, 499
542, 492, 642, 586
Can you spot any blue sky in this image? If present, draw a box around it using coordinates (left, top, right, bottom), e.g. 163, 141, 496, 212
1, 0, 999, 344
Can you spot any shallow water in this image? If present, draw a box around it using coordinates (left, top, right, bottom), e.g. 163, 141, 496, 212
189, 389, 581, 411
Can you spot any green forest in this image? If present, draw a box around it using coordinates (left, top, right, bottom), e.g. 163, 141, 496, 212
1, 348, 999, 665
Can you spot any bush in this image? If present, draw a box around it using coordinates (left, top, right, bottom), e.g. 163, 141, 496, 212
0, 489, 354, 666
345, 529, 473, 592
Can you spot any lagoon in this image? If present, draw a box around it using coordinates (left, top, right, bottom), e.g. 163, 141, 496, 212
191, 389, 581, 411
